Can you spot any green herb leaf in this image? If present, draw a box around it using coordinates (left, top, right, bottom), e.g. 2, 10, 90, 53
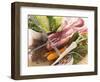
69, 33, 88, 64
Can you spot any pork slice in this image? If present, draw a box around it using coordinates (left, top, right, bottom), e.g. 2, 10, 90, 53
47, 17, 87, 50
47, 28, 74, 50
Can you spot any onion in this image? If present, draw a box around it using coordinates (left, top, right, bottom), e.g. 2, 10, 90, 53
28, 29, 42, 49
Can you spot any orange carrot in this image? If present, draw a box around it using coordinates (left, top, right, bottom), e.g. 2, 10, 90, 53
47, 47, 65, 61
47, 53, 58, 61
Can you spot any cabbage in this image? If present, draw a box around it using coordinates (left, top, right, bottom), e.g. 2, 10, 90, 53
28, 16, 63, 33
34, 16, 50, 32
53, 17, 62, 29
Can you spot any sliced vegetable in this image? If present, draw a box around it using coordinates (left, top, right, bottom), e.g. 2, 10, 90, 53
47, 48, 65, 61
47, 53, 58, 61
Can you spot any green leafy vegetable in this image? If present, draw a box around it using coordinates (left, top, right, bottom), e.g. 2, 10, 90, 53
28, 16, 42, 32
28, 16, 62, 33
47, 16, 56, 32
53, 17, 62, 29
34, 16, 50, 32
69, 33, 88, 64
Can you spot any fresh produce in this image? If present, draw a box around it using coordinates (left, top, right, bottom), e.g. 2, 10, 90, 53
70, 33, 88, 64
51, 42, 77, 65
47, 53, 58, 61
47, 47, 65, 61
34, 16, 50, 32
47, 16, 62, 32
28, 16, 88, 66
28, 16, 63, 33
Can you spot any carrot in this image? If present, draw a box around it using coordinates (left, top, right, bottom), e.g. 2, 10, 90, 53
47, 53, 58, 61
59, 47, 65, 53
47, 47, 65, 61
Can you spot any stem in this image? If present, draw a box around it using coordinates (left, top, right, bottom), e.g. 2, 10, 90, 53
69, 52, 84, 59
